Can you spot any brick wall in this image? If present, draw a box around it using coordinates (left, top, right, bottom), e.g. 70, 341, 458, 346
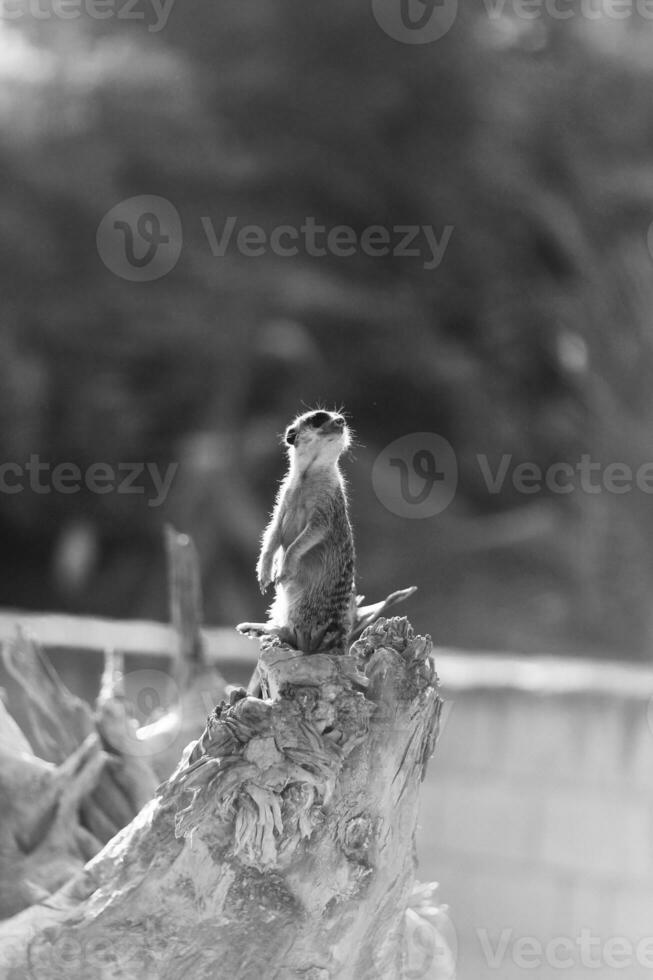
416, 652, 653, 980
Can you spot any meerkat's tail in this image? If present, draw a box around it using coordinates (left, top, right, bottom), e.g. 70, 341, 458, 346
354, 586, 417, 633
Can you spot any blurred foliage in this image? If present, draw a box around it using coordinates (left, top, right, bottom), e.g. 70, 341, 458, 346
2, 1, 653, 657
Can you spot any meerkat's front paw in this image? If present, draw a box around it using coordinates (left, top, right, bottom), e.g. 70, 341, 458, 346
257, 556, 274, 594
275, 554, 295, 584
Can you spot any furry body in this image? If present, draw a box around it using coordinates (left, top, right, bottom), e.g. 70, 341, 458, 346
256, 410, 356, 653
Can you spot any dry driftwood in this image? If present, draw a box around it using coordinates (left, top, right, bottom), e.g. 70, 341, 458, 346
0, 616, 451, 980
165, 524, 205, 670
130, 526, 228, 780
0, 632, 159, 920
0, 527, 222, 923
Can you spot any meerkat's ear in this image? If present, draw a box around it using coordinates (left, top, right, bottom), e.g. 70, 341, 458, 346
285, 425, 298, 446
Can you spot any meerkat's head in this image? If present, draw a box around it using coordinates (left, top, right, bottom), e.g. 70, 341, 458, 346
285, 409, 351, 469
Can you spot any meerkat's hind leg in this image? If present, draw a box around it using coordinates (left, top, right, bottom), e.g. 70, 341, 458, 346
291, 623, 329, 654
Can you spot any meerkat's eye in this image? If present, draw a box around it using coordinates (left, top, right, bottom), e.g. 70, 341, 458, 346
285, 426, 297, 446
333, 416, 345, 427
307, 411, 331, 428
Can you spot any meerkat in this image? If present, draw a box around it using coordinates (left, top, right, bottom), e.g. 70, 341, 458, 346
240, 409, 356, 659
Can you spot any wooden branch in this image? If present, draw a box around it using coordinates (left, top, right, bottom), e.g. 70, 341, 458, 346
0, 636, 160, 918
0, 707, 107, 919
0, 628, 94, 763
165, 524, 205, 671
0, 617, 448, 979
89, 649, 159, 824
135, 525, 231, 780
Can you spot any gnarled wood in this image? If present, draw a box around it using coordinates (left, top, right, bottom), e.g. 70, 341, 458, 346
0, 617, 449, 979
0, 633, 159, 920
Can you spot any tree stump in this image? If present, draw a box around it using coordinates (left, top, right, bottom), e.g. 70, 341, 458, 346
0, 617, 450, 980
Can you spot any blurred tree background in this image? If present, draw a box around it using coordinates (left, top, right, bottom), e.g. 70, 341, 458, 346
2, 0, 653, 658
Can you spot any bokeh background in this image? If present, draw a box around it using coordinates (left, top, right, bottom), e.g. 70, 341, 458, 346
5, 5, 653, 979
3, 0, 653, 661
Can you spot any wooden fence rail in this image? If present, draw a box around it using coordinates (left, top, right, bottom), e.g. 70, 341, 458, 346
0, 610, 256, 666
1, 523, 651, 700
1, 609, 652, 698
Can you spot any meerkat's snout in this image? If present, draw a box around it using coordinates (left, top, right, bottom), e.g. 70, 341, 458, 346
329, 415, 351, 451
320, 415, 346, 437
285, 410, 349, 450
